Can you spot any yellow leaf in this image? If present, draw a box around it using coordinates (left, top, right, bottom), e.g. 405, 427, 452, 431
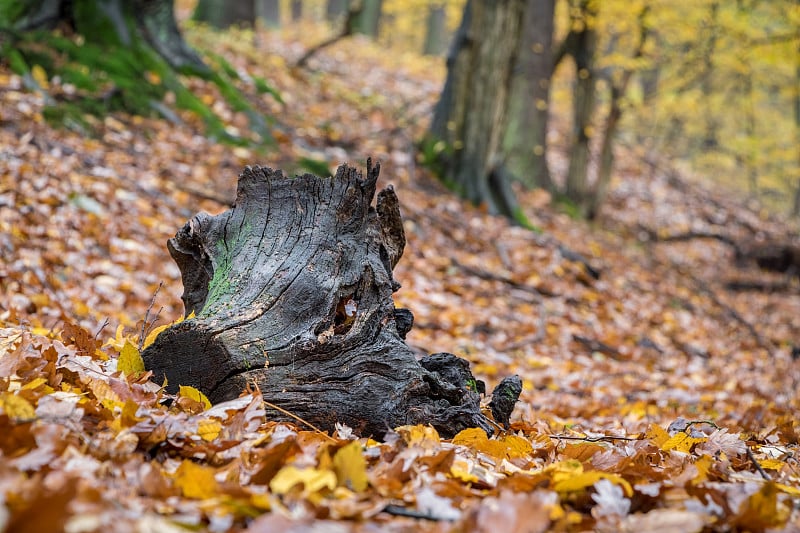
661, 432, 707, 453
118, 341, 145, 376
737, 482, 789, 528
776, 483, 800, 496
179, 385, 211, 410
21, 377, 48, 391
0, 393, 36, 421
553, 471, 633, 497
31, 64, 49, 89
396, 425, 440, 447
198, 419, 222, 442
500, 434, 534, 459
693, 455, 713, 484
332, 441, 368, 492
645, 423, 670, 446
452, 427, 532, 460
174, 460, 218, 499
450, 457, 479, 483
758, 459, 785, 471
269, 466, 337, 496
143, 311, 194, 350
104, 324, 127, 351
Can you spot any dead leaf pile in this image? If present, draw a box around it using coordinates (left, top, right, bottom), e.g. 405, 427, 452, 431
1, 18, 799, 531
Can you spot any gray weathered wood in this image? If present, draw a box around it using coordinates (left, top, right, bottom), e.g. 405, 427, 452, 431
143, 161, 513, 437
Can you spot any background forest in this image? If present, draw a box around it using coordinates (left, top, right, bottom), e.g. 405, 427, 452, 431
1, 0, 800, 531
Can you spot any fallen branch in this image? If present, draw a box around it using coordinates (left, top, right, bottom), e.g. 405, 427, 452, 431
295, 4, 363, 68
450, 259, 556, 298
572, 334, 625, 360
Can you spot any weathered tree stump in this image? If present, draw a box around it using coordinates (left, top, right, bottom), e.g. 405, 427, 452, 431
143, 161, 517, 437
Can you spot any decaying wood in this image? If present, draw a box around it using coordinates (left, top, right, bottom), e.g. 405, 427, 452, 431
142, 161, 518, 437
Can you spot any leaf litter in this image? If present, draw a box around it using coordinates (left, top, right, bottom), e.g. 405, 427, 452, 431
1, 18, 799, 532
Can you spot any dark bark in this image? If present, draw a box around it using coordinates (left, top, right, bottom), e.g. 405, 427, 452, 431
291, 0, 302, 21
295, 2, 362, 68
194, 0, 256, 29
563, 0, 598, 214
351, 0, 382, 37
504, 0, 555, 190
256, 0, 281, 28
326, 0, 349, 21
429, 0, 526, 220
142, 162, 517, 438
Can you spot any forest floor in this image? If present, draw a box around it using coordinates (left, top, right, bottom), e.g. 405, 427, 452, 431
1, 22, 800, 532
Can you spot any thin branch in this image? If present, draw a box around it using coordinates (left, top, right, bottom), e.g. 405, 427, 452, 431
746, 446, 772, 481
550, 434, 638, 442
295, 3, 363, 68
139, 282, 163, 351
263, 400, 336, 441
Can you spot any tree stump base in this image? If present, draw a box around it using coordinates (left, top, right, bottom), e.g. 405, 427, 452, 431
143, 161, 518, 437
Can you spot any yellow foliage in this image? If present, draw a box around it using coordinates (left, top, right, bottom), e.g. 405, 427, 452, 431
269, 466, 337, 496
118, 341, 145, 376
178, 385, 212, 410
332, 441, 368, 492
174, 460, 218, 499
0, 392, 36, 421
197, 419, 222, 442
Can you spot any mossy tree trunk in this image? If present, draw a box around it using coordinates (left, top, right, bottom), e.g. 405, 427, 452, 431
503, 0, 555, 191
142, 162, 519, 438
429, 0, 526, 221
194, 0, 257, 30
3, 0, 206, 72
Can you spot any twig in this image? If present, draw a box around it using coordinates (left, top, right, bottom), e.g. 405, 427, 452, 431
572, 334, 624, 360
685, 271, 772, 355
550, 434, 638, 442
139, 282, 163, 351
94, 318, 109, 340
382, 504, 441, 521
450, 258, 555, 298
746, 446, 772, 481
262, 400, 336, 441
501, 301, 547, 351
295, 3, 363, 68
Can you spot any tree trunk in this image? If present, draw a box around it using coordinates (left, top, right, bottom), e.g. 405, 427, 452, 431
562, 0, 598, 216
142, 162, 516, 438
422, 3, 446, 56
291, 0, 303, 21
326, 0, 349, 21
503, 0, 555, 191
351, 0, 382, 37
4, 0, 206, 72
256, 0, 281, 28
429, 0, 525, 219
194, 0, 256, 29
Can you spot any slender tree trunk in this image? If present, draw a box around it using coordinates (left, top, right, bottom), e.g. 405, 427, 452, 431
423, 3, 446, 56
588, 6, 649, 220
503, 0, 555, 191
429, 0, 526, 218
792, 28, 800, 216
256, 0, 281, 28
291, 0, 302, 21
326, 0, 349, 21
563, 1, 598, 213
701, 1, 719, 149
351, 0, 382, 37
193, 0, 256, 29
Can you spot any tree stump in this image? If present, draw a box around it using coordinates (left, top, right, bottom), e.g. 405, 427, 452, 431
142, 161, 517, 437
